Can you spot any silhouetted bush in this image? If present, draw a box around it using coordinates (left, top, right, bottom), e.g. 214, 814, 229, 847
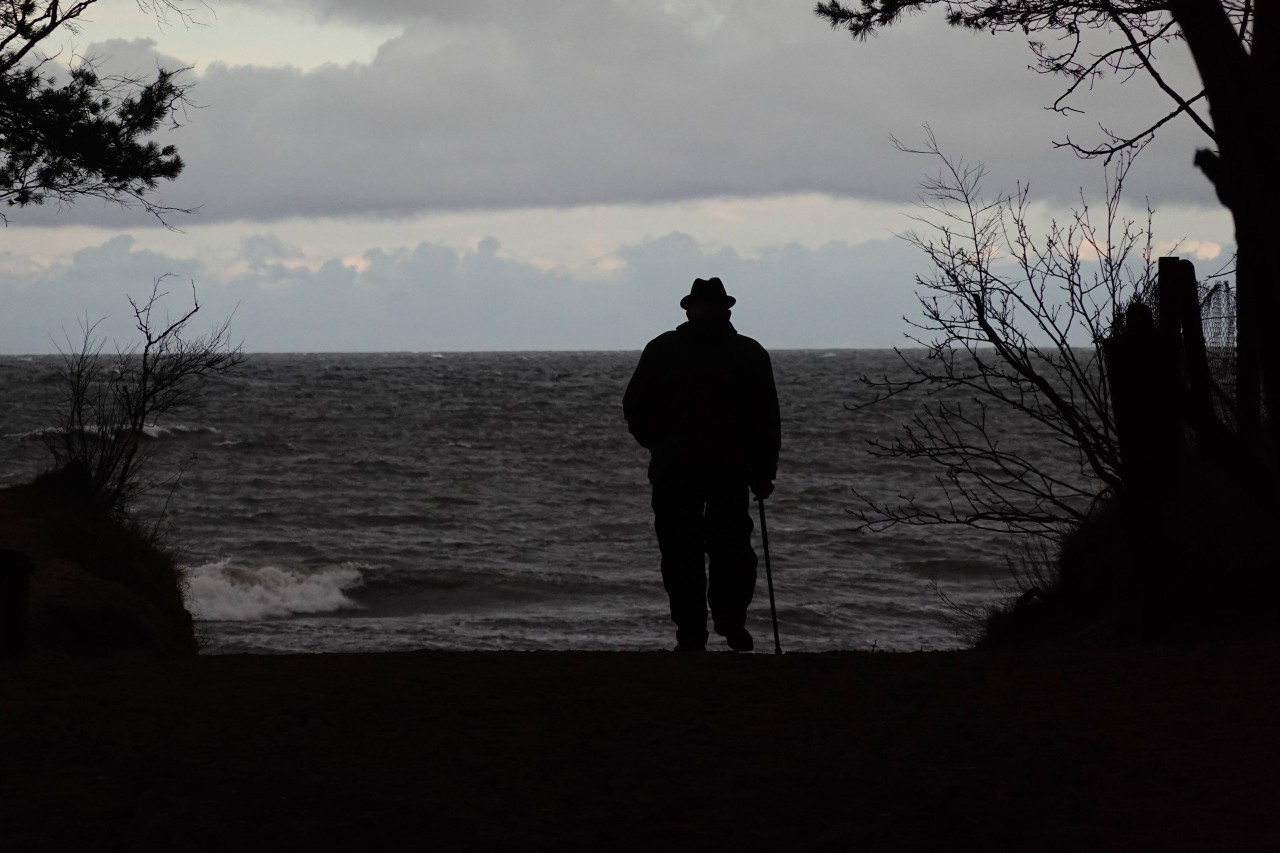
14, 281, 239, 654
11, 467, 196, 654
977, 459, 1279, 648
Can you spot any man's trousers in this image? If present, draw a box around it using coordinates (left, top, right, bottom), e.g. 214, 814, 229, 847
651, 476, 758, 647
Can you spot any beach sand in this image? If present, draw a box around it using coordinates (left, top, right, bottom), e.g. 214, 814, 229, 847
3, 641, 1278, 851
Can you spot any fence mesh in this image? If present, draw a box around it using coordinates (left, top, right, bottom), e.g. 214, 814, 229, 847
1199, 278, 1239, 430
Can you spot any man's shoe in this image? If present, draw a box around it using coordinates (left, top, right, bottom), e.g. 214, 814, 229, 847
722, 628, 754, 653
673, 643, 706, 653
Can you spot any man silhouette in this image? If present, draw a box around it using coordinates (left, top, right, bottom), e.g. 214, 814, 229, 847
624, 277, 781, 652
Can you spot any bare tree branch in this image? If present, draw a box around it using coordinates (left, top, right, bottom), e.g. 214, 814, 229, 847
42, 277, 243, 515
816, 1, 1248, 158
849, 131, 1155, 539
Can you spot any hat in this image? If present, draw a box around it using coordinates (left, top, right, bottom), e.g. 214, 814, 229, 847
680, 277, 736, 309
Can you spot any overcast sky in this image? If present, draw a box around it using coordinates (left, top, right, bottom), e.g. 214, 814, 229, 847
1, 0, 1232, 353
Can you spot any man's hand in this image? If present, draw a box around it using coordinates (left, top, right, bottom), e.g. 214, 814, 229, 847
751, 480, 774, 500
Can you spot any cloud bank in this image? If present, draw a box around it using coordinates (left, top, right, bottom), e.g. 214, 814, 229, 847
1, 230, 928, 352
23, 2, 1221, 227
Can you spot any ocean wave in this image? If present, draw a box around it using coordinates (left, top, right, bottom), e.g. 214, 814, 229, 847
4, 426, 60, 441
0, 350, 1019, 653
185, 560, 365, 621
141, 423, 222, 440
5, 423, 221, 442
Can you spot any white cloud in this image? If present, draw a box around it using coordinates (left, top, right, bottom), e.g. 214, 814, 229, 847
69, 3, 398, 69
1153, 239, 1223, 262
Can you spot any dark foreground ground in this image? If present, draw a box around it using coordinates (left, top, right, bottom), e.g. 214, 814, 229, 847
3, 641, 1279, 851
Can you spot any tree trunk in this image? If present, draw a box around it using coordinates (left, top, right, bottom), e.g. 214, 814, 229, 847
1249, 1, 1280, 463
1173, 0, 1277, 467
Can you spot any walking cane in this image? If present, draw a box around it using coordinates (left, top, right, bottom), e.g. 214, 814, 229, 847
756, 497, 782, 655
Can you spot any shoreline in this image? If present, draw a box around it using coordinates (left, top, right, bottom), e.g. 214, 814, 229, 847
4, 641, 1278, 849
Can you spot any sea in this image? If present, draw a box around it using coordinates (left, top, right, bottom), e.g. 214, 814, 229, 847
0, 349, 1076, 654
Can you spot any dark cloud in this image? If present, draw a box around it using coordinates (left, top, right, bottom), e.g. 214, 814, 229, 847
18, 3, 1221, 228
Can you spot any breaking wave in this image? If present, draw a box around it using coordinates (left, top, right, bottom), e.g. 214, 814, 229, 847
141, 423, 222, 440
185, 560, 365, 621
6, 423, 220, 441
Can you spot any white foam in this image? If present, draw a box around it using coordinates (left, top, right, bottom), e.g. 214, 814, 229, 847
5, 425, 73, 440
185, 559, 364, 621
7, 423, 220, 441
141, 423, 222, 440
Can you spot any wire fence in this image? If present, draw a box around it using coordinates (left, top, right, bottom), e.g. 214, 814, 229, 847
1198, 277, 1239, 431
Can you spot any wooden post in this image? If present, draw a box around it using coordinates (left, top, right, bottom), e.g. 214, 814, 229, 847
1104, 259, 1199, 500
1157, 256, 1231, 463
1104, 303, 1164, 497
1173, 258, 1216, 428
1157, 256, 1183, 338
1148, 259, 1186, 488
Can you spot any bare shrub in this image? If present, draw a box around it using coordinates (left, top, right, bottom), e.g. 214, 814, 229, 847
850, 130, 1156, 540
42, 276, 242, 515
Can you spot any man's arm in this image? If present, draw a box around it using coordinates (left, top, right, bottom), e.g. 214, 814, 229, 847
623, 343, 658, 449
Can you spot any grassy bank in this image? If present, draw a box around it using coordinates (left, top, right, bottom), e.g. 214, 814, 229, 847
0, 468, 195, 656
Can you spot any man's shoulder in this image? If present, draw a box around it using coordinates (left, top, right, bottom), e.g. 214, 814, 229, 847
731, 332, 771, 358
643, 329, 682, 350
